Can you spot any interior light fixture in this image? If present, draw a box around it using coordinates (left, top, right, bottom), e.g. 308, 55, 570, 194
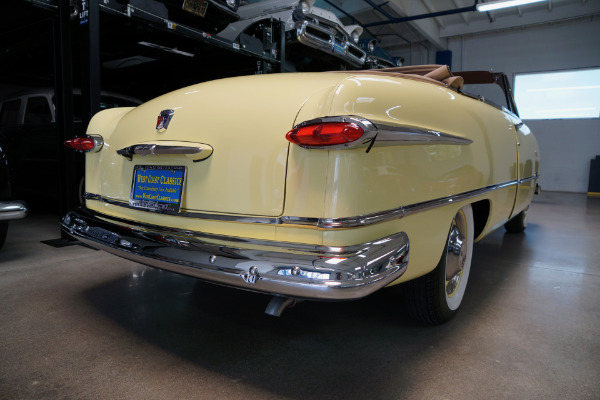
476, 0, 547, 12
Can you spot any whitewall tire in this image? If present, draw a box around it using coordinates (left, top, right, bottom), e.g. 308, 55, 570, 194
403, 204, 474, 324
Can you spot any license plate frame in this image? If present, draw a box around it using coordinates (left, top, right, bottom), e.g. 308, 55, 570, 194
182, 0, 209, 18
333, 42, 345, 55
130, 165, 186, 213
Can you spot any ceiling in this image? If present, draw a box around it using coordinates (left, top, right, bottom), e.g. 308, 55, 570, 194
320, 0, 600, 52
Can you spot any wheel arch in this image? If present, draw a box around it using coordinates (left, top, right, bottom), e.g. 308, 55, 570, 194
471, 199, 490, 241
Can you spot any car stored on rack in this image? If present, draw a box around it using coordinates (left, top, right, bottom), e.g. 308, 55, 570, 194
62, 65, 539, 324
219, 0, 365, 69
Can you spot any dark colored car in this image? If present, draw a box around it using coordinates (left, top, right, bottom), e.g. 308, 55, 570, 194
0, 88, 141, 205
0, 144, 27, 250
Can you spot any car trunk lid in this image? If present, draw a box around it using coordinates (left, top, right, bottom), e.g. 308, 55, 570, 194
92, 73, 343, 217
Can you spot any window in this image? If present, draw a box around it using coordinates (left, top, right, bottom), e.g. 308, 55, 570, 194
0, 99, 21, 125
462, 83, 510, 112
54, 95, 140, 122
24, 96, 52, 124
99, 96, 140, 109
514, 68, 600, 120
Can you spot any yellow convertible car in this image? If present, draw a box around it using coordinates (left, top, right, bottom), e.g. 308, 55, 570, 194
62, 65, 539, 324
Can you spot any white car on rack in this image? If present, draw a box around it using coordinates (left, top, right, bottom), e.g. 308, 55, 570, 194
219, 0, 366, 68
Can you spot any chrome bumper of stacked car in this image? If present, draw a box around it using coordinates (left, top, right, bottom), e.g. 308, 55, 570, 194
295, 21, 366, 67
0, 201, 28, 222
61, 207, 409, 300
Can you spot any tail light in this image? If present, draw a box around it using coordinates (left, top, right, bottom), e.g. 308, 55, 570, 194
64, 134, 103, 153
286, 121, 364, 147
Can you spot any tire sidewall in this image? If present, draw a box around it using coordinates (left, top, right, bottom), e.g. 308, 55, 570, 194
437, 204, 474, 317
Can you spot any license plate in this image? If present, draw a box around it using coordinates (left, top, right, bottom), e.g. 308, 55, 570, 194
130, 165, 186, 213
182, 0, 208, 18
333, 42, 345, 55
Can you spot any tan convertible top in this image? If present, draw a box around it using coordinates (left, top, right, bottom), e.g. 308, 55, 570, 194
344, 64, 464, 90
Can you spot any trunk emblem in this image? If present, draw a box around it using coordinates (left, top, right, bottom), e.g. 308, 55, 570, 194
156, 109, 175, 132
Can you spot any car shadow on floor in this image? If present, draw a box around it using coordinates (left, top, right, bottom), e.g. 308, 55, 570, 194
82, 227, 532, 399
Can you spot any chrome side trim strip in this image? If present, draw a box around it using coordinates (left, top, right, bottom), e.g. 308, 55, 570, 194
85, 173, 539, 229
285, 180, 521, 229
518, 175, 538, 184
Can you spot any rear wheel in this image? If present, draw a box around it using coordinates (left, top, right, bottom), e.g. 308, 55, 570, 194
403, 205, 474, 324
505, 207, 528, 233
0, 222, 8, 250
78, 177, 85, 205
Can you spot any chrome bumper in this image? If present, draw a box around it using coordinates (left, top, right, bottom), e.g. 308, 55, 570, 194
61, 208, 409, 300
295, 21, 366, 68
0, 201, 28, 222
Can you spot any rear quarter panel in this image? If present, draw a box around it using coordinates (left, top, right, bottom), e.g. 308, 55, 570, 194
287, 74, 523, 280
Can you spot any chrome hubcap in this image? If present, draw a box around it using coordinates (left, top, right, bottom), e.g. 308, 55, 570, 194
445, 211, 468, 297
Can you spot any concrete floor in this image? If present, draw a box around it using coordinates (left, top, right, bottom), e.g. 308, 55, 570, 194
0, 192, 598, 400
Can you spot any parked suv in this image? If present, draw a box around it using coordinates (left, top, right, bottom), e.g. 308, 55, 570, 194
0, 88, 141, 206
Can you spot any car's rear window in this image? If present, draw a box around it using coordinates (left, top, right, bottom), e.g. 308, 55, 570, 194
72, 95, 139, 121
24, 96, 52, 124
0, 99, 21, 125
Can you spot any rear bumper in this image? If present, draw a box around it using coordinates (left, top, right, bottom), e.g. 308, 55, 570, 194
61, 207, 409, 300
0, 201, 28, 222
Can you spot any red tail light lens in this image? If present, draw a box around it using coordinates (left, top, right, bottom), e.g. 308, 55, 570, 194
286, 122, 364, 147
64, 135, 103, 152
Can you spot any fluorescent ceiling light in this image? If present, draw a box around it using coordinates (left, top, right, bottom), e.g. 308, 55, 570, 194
476, 0, 547, 12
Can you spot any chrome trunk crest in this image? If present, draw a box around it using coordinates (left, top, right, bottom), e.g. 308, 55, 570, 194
156, 109, 175, 132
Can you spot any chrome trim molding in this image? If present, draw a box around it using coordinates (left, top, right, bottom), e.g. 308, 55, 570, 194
117, 143, 213, 162
374, 124, 473, 145
87, 134, 104, 153
0, 200, 28, 222
286, 180, 521, 229
518, 175, 538, 184
61, 208, 409, 301
83, 192, 283, 225
84, 173, 539, 229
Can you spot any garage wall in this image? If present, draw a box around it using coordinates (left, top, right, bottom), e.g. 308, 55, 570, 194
392, 44, 437, 67
448, 16, 600, 193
